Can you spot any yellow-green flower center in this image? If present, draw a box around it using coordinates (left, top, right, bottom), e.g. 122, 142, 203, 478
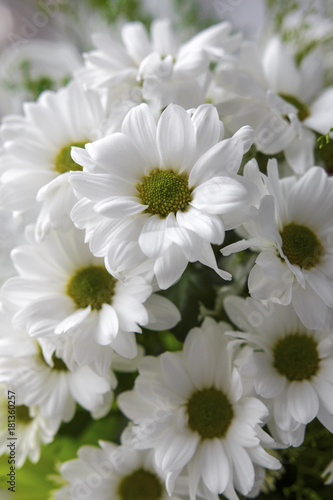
54, 141, 86, 174
280, 223, 322, 269
186, 388, 234, 439
52, 353, 69, 371
273, 333, 320, 381
136, 169, 192, 218
117, 468, 163, 500
66, 265, 117, 310
279, 93, 310, 121
15, 405, 33, 424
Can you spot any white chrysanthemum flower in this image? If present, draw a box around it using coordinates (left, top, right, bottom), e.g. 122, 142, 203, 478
76, 19, 241, 108
118, 317, 281, 500
0, 80, 118, 241
212, 39, 301, 160
69, 102, 256, 289
0, 320, 114, 423
0, 385, 59, 467
54, 441, 198, 500
260, 36, 333, 173
224, 296, 333, 447
1, 226, 180, 369
0, 39, 81, 116
222, 163, 333, 330
215, 33, 333, 173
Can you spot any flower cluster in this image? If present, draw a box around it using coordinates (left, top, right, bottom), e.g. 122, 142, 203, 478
0, 1, 332, 499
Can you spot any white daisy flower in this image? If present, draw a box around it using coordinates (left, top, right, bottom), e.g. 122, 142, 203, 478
1, 226, 180, 369
260, 36, 333, 173
54, 441, 196, 500
0, 321, 114, 424
0, 80, 114, 241
76, 19, 241, 109
222, 163, 333, 330
215, 33, 333, 173
69, 102, 256, 289
224, 296, 333, 446
0, 39, 81, 116
118, 317, 281, 500
0, 385, 59, 468
213, 39, 301, 160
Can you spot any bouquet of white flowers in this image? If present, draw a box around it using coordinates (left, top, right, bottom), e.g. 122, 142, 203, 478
0, 1, 333, 499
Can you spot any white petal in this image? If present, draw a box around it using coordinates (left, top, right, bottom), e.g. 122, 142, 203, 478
86, 133, 146, 180
166, 225, 203, 261
151, 18, 175, 56
177, 207, 225, 244
157, 104, 196, 172
121, 21, 151, 64
94, 196, 145, 218
306, 270, 333, 308
138, 214, 173, 259
96, 304, 119, 345
228, 443, 255, 495
144, 294, 181, 331
122, 103, 159, 168
156, 430, 198, 472
187, 333, 216, 389
263, 36, 301, 94
305, 86, 333, 134
287, 381, 319, 424
313, 377, 333, 414
191, 177, 249, 214
189, 135, 243, 187
191, 103, 222, 159
199, 241, 231, 281
110, 330, 138, 358
69, 172, 132, 201
161, 352, 194, 398
54, 307, 91, 334
112, 294, 148, 332
292, 285, 327, 330
201, 439, 230, 494
154, 244, 188, 289
287, 166, 328, 225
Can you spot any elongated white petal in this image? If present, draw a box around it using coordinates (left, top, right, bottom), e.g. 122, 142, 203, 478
201, 439, 230, 494
157, 104, 196, 172
95, 304, 119, 346
191, 177, 249, 215
287, 381, 319, 424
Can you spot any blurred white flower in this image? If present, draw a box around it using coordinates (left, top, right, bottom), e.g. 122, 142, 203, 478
76, 18, 241, 109
0, 385, 59, 467
0, 40, 82, 116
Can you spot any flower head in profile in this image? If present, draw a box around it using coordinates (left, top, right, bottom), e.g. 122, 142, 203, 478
225, 296, 333, 447
70, 102, 256, 289
118, 318, 280, 500
222, 162, 333, 330
1, 227, 180, 371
